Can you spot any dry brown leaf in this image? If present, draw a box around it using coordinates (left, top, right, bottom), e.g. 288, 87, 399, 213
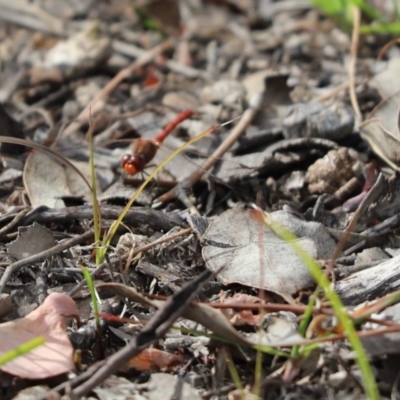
0, 293, 79, 379
202, 209, 336, 296
360, 91, 400, 171
7, 223, 56, 260
23, 151, 93, 208
219, 293, 263, 326
124, 348, 183, 371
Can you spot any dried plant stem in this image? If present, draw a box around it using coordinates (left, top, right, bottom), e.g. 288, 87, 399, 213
314, 81, 350, 103
349, 6, 362, 125
0, 208, 30, 239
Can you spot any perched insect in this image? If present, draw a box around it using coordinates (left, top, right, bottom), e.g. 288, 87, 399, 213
121, 110, 194, 175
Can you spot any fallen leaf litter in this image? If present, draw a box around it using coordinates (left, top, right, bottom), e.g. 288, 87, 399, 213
1, 1, 400, 399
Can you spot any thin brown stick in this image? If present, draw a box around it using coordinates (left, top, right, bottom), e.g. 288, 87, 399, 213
314, 81, 350, 103
123, 226, 192, 272
349, 6, 362, 124
327, 173, 385, 284
0, 208, 30, 239
154, 92, 262, 205
62, 39, 173, 137
0, 230, 94, 293
377, 37, 400, 60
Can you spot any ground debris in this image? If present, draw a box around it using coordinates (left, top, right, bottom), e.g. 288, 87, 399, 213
0, 1, 400, 399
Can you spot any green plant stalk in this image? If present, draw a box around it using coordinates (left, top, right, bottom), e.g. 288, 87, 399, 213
0, 336, 45, 366
97, 124, 220, 262
262, 214, 379, 400
355, 0, 383, 21
225, 348, 245, 394
310, 0, 383, 21
253, 345, 263, 398
310, 0, 385, 29
81, 266, 101, 330
360, 22, 400, 34
291, 290, 319, 358
87, 120, 102, 265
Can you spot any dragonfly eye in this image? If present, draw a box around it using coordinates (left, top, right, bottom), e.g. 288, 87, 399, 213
123, 163, 138, 175
121, 154, 133, 168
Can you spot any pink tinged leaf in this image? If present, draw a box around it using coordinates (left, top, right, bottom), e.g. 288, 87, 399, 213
0, 293, 79, 379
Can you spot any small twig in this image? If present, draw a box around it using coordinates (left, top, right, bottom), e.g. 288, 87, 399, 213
62, 39, 173, 137
377, 37, 400, 60
0, 230, 94, 293
327, 173, 385, 283
349, 6, 362, 125
130, 227, 192, 258
21, 204, 186, 232
154, 92, 263, 205
0, 208, 30, 239
314, 81, 350, 103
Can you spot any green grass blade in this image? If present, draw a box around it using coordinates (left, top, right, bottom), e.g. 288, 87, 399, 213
86, 118, 102, 265
291, 290, 319, 358
0, 336, 45, 366
360, 22, 400, 34
224, 348, 245, 393
81, 266, 101, 330
260, 212, 379, 400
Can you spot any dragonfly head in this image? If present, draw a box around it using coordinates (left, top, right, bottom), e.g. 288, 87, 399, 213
121, 154, 146, 175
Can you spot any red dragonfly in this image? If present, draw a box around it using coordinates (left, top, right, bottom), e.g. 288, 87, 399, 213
121, 110, 194, 175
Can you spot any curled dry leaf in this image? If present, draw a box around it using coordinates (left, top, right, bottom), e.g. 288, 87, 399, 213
360, 91, 400, 172
124, 348, 183, 371
0, 293, 79, 379
219, 292, 263, 326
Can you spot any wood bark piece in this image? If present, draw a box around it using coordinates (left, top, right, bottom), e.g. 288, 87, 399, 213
335, 254, 400, 305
